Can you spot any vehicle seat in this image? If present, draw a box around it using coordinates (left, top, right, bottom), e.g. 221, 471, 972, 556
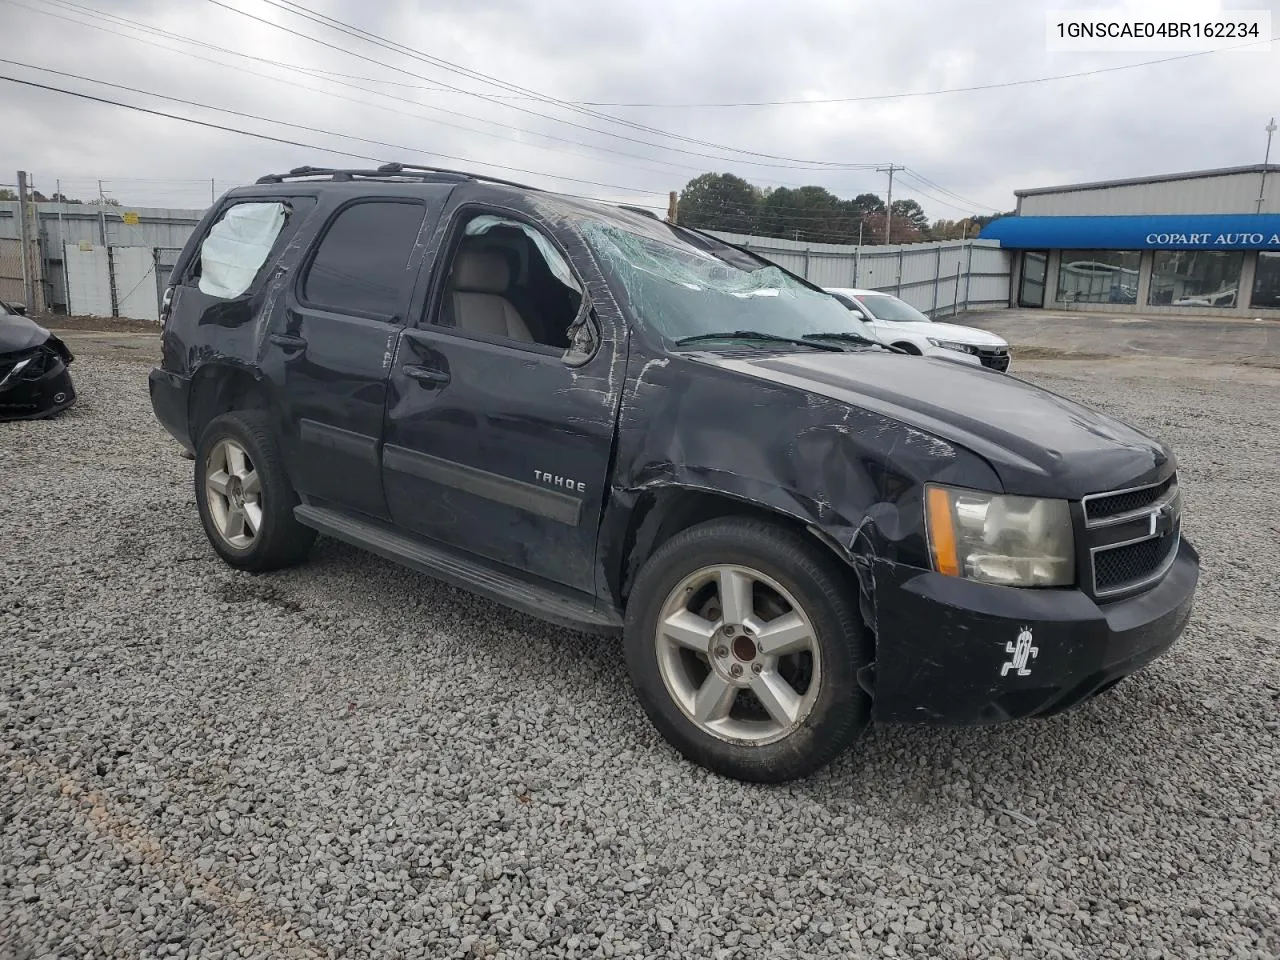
450, 250, 533, 342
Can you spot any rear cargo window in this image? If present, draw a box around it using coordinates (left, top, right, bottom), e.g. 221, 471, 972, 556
197, 202, 288, 299
302, 201, 427, 320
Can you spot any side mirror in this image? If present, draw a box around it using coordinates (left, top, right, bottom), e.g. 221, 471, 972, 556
12, 303, 27, 315
563, 297, 599, 367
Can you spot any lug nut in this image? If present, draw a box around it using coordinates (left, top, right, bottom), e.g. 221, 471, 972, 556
715, 645, 729, 658
730, 664, 743, 678
721, 624, 736, 636
751, 663, 762, 675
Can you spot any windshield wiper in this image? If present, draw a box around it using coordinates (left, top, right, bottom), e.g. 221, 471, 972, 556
801, 331, 894, 350
673, 330, 844, 352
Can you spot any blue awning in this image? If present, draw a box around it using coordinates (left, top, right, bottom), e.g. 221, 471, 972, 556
978, 214, 1280, 250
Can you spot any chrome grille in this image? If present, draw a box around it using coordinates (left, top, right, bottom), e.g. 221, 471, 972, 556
1084, 475, 1176, 524
1083, 474, 1181, 598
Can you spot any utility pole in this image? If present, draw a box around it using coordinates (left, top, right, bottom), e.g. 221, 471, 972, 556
1256, 117, 1276, 214
211, 178, 216, 205
16, 171, 36, 312
877, 163, 905, 243
667, 190, 678, 224
97, 179, 108, 245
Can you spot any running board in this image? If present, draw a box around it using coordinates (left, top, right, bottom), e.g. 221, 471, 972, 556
294, 505, 622, 635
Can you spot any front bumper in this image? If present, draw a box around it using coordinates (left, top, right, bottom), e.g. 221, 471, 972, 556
0, 352, 76, 421
868, 537, 1199, 724
148, 368, 193, 452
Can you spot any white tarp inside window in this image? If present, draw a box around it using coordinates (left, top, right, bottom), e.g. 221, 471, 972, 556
464, 215, 581, 293
198, 202, 287, 299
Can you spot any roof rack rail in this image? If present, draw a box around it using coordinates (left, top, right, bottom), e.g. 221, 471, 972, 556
254, 162, 540, 191
376, 163, 540, 192
616, 205, 660, 220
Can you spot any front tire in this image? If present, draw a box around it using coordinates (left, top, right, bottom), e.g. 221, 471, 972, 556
893, 341, 922, 355
194, 411, 315, 572
624, 517, 871, 782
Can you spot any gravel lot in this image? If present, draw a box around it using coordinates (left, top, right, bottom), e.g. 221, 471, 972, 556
3, 342, 1278, 960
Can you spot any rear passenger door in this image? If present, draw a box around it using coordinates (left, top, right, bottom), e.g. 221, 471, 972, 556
264, 193, 446, 520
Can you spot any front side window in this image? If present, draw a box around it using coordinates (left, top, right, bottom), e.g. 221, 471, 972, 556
1056, 250, 1141, 304
582, 221, 878, 346
303, 201, 427, 319
1148, 250, 1243, 308
1251, 251, 1280, 309
435, 213, 583, 350
197, 201, 288, 299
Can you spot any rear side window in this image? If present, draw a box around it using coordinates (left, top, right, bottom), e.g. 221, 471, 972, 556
302, 201, 427, 319
197, 201, 288, 299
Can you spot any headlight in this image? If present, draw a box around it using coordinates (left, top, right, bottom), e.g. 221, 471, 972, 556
925, 484, 1075, 587
927, 338, 979, 355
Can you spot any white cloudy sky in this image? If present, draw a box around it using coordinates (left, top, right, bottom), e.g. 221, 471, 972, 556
0, 0, 1276, 219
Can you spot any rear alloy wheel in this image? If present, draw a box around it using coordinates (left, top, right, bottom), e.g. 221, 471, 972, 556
205, 437, 263, 551
625, 517, 870, 782
194, 411, 315, 572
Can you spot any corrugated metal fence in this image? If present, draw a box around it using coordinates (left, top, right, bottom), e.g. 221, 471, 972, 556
0, 200, 203, 317
708, 231, 1012, 317
2, 200, 1013, 321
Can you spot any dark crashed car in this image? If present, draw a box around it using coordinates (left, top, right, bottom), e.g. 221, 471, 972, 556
0, 299, 76, 421
149, 164, 1199, 783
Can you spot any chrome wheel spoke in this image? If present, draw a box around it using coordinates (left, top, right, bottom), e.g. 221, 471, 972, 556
207, 470, 232, 497
661, 609, 717, 654
226, 443, 249, 479
753, 611, 813, 657
242, 501, 263, 535
241, 468, 261, 498
716, 568, 754, 624
692, 673, 738, 723
750, 670, 803, 728
224, 507, 247, 541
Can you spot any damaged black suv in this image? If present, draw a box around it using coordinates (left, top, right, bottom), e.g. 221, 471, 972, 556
150, 164, 1199, 782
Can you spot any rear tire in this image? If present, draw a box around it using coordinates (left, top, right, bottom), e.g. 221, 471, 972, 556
624, 517, 871, 783
194, 411, 315, 572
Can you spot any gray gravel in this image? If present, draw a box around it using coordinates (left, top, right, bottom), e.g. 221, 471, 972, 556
2, 352, 1278, 960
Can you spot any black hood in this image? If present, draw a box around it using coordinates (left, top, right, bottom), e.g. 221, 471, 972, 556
701, 351, 1173, 499
0, 312, 54, 355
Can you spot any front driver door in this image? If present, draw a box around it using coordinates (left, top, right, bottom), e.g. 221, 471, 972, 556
381, 204, 623, 594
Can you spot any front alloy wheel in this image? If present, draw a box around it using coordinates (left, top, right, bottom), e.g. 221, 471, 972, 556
656, 564, 822, 745
624, 517, 870, 783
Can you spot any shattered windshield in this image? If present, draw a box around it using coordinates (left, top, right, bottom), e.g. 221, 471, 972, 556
582, 222, 881, 347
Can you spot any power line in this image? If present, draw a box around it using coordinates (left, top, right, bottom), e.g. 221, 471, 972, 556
20, 0, 764, 183
901, 168, 1000, 212
212, 0, 880, 170
569, 35, 1279, 107
0, 72, 662, 211
0, 59, 667, 196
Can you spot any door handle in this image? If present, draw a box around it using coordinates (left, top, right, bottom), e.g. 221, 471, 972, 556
402, 364, 450, 386
269, 333, 307, 351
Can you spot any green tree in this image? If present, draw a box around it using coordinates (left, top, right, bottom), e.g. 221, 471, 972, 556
0, 188, 16, 201
758, 185, 861, 243
890, 199, 930, 237
678, 173, 760, 234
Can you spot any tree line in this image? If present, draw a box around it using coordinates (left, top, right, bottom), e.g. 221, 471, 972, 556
676, 172, 1011, 245
0, 188, 119, 205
